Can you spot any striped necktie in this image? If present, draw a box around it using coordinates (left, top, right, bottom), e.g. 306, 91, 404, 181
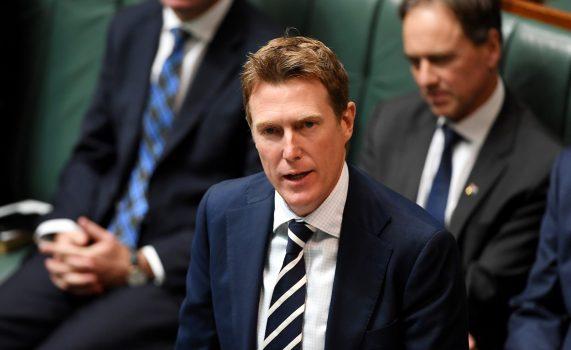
263, 220, 314, 350
108, 28, 189, 248
425, 124, 461, 226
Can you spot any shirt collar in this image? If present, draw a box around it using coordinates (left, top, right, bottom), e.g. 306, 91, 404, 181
273, 162, 349, 238
162, 0, 233, 43
440, 77, 505, 145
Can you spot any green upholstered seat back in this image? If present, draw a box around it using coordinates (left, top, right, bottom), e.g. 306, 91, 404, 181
355, 0, 417, 156
14, 0, 142, 201
307, 0, 385, 159
306, 0, 383, 106
247, 0, 312, 34
501, 13, 571, 142
547, 0, 571, 13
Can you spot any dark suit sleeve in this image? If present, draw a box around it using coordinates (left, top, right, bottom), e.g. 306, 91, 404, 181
401, 230, 468, 350
505, 152, 567, 350
44, 16, 120, 222
175, 189, 220, 350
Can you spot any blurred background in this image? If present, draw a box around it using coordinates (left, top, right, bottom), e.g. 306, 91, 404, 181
2, 0, 570, 206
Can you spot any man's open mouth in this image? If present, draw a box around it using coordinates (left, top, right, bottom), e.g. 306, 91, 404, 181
284, 171, 311, 181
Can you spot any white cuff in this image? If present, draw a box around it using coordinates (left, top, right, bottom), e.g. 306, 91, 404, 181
141, 245, 165, 286
35, 219, 82, 241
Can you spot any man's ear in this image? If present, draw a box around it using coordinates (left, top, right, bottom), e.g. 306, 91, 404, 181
342, 101, 356, 141
485, 28, 502, 70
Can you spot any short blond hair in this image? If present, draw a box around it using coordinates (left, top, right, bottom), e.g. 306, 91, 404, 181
241, 36, 349, 126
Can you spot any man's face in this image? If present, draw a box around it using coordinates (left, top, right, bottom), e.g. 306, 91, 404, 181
161, 0, 218, 21
249, 78, 355, 217
403, 2, 501, 121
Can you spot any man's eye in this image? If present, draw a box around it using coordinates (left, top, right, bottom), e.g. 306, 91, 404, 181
430, 55, 454, 65
408, 58, 420, 69
262, 127, 277, 135
304, 121, 315, 128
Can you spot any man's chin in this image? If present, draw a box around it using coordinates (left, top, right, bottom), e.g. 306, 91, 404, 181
280, 193, 316, 217
428, 104, 458, 120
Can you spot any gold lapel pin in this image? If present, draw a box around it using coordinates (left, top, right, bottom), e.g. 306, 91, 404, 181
465, 183, 479, 196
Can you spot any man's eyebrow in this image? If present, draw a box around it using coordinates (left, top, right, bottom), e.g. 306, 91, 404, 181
293, 114, 324, 124
426, 52, 455, 59
405, 52, 454, 60
253, 114, 325, 130
300, 114, 322, 120
254, 121, 277, 131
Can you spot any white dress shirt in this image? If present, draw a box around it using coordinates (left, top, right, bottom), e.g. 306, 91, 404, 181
416, 77, 505, 226
154, 0, 233, 111
257, 163, 349, 350
35, 0, 233, 285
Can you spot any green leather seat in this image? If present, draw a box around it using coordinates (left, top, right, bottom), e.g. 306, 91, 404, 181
307, 0, 383, 105
2, 0, 141, 282
355, 0, 417, 156
13, 0, 142, 203
501, 13, 571, 142
307, 0, 384, 158
247, 0, 312, 35
546, 0, 571, 13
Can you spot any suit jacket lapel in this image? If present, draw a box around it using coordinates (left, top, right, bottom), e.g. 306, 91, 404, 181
449, 95, 517, 238
397, 109, 436, 200
162, 0, 245, 157
325, 167, 393, 350
120, 4, 162, 161
227, 175, 274, 350
101, 4, 161, 219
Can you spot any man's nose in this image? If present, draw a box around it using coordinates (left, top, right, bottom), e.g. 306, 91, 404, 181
416, 60, 439, 88
283, 132, 302, 161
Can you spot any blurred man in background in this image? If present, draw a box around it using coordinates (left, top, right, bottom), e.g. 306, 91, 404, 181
360, 0, 560, 348
0, 0, 276, 348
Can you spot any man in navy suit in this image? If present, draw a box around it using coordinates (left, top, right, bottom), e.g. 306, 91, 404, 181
176, 36, 468, 350
505, 148, 571, 350
0, 0, 276, 348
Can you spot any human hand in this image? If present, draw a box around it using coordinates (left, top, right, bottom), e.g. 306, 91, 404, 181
40, 216, 132, 294
74, 216, 133, 288
53, 228, 90, 247
40, 229, 102, 295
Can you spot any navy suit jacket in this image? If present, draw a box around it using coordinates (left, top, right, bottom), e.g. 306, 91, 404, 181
176, 165, 468, 349
43, 0, 277, 292
506, 148, 571, 350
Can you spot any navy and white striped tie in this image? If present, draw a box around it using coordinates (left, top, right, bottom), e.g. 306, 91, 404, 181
263, 219, 314, 350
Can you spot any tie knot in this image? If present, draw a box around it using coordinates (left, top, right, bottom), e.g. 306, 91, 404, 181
441, 124, 461, 150
286, 220, 314, 254
170, 28, 190, 51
